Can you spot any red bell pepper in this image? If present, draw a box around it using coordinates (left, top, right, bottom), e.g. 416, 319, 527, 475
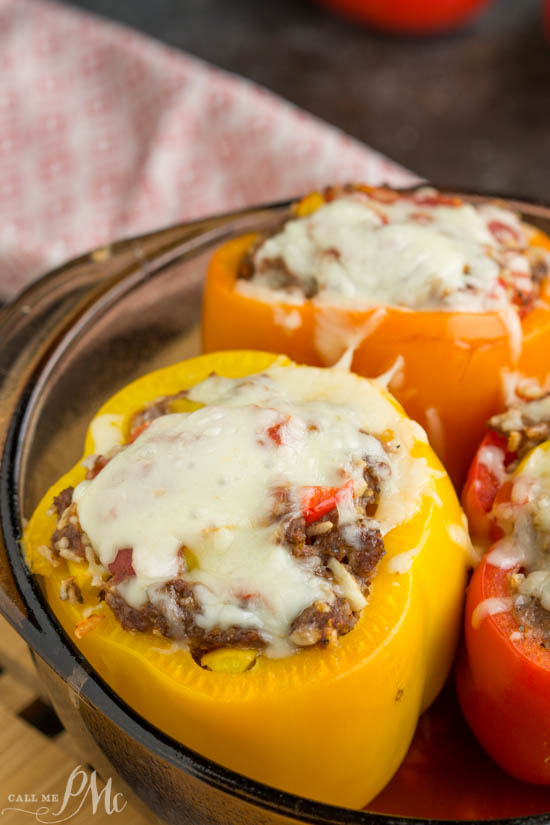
129, 421, 150, 443
461, 430, 515, 542
458, 430, 550, 784
301, 479, 354, 525
457, 554, 550, 784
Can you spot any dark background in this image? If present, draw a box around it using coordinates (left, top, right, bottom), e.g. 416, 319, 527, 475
65, 0, 550, 201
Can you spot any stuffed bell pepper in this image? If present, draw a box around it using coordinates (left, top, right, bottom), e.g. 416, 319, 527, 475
458, 381, 550, 783
24, 350, 471, 808
202, 185, 550, 488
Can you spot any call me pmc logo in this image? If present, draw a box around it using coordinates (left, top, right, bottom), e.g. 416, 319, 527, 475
1, 765, 127, 822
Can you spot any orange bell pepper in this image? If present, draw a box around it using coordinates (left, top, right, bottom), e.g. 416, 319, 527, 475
201, 195, 550, 489
23, 350, 471, 808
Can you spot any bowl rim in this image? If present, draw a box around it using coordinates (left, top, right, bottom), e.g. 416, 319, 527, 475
2, 187, 550, 825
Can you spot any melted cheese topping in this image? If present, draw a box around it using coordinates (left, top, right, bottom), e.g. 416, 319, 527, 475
89, 414, 124, 455
488, 443, 550, 612
241, 189, 540, 312
477, 445, 507, 487
471, 597, 514, 630
72, 365, 432, 656
521, 395, 550, 425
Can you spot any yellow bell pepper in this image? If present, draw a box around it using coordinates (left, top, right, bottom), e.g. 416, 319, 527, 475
23, 350, 471, 808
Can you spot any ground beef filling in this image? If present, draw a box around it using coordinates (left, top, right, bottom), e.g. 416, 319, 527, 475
105, 582, 265, 657
490, 390, 550, 639
243, 251, 320, 299
289, 598, 354, 647
49, 500, 90, 562
278, 477, 385, 647
52, 486, 74, 516
47, 403, 388, 657
128, 389, 188, 440
514, 596, 550, 650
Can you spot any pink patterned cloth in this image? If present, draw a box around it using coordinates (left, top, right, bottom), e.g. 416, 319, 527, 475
0, 0, 417, 299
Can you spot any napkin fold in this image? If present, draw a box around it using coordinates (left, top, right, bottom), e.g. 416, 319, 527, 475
0, 0, 417, 298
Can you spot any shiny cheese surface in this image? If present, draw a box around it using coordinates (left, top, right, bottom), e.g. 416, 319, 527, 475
241, 192, 533, 311
486, 443, 550, 611
512, 444, 550, 608
73, 365, 433, 656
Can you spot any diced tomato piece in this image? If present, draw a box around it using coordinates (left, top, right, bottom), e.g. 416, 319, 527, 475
366, 187, 400, 204
108, 547, 135, 582
409, 211, 433, 224
86, 455, 108, 480
414, 193, 461, 207
266, 417, 290, 445
492, 479, 514, 507
129, 422, 150, 443
488, 220, 520, 246
301, 479, 354, 525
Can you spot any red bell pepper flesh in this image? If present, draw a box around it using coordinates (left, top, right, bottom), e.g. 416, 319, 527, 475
86, 455, 108, 480
461, 429, 514, 541
301, 479, 354, 526
488, 219, 521, 246
414, 193, 461, 207
266, 418, 290, 445
108, 547, 135, 583
457, 555, 550, 785
129, 422, 150, 443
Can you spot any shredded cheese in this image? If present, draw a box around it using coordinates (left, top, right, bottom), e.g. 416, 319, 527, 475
73, 365, 433, 656
239, 191, 544, 314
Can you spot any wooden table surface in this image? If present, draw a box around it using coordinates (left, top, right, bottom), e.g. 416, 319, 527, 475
0, 618, 150, 824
